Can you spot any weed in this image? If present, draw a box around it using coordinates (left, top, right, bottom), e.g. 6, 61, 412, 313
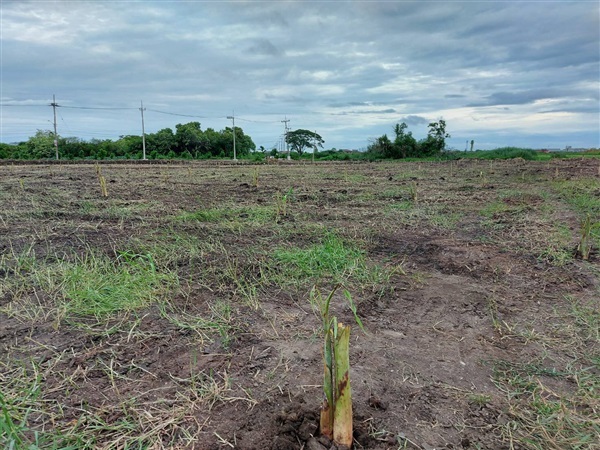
60, 251, 179, 318
176, 207, 227, 222
468, 393, 492, 406
408, 181, 418, 204
385, 200, 413, 211
275, 187, 294, 220
577, 214, 598, 260
159, 300, 233, 346
273, 234, 363, 283
0, 364, 41, 449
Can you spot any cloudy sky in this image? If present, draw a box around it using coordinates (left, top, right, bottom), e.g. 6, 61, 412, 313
1, 0, 599, 151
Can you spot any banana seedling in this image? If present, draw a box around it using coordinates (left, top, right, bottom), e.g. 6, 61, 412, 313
312, 285, 364, 448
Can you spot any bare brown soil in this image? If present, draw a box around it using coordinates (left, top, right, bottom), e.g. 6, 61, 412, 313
0, 158, 598, 449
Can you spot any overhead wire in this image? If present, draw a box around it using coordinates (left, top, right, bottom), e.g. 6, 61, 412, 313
59, 105, 138, 110
146, 108, 207, 118
0, 104, 48, 107
1, 99, 290, 146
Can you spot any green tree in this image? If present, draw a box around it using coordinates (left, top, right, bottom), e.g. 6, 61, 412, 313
420, 120, 450, 156
147, 128, 176, 156
61, 137, 96, 159
285, 129, 324, 155
0, 143, 15, 159
25, 130, 55, 159
393, 123, 418, 158
231, 126, 256, 157
175, 122, 204, 156
115, 135, 143, 159
366, 134, 393, 158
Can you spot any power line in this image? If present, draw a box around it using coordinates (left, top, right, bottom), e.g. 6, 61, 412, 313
1, 101, 287, 124
236, 117, 281, 124
0, 104, 48, 107
146, 108, 206, 118
59, 105, 137, 110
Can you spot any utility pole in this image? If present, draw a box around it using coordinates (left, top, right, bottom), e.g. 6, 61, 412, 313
140, 100, 147, 160
281, 116, 290, 160
227, 112, 237, 161
51, 94, 59, 160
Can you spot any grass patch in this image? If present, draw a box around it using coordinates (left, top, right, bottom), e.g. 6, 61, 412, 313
273, 234, 364, 283
159, 299, 233, 346
490, 292, 599, 449
175, 205, 275, 225
553, 178, 600, 217
61, 251, 178, 318
272, 233, 402, 291
176, 207, 227, 222
1, 247, 179, 322
492, 360, 599, 449
454, 147, 541, 160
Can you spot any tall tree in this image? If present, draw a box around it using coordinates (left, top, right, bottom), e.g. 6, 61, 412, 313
175, 122, 204, 156
366, 134, 393, 157
285, 129, 324, 155
393, 123, 418, 158
147, 128, 176, 157
421, 120, 450, 156
25, 130, 55, 159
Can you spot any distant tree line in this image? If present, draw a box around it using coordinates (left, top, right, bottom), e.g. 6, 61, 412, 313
0, 122, 255, 160
0, 119, 458, 161
367, 120, 450, 159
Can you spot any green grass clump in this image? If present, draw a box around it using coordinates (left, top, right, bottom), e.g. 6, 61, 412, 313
273, 234, 363, 282
175, 208, 227, 222
61, 251, 178, 317
175, 205, 274, 225
272, 233, 401, 290
457, 147, 540, 160
553, 179, 600, 217
553, 179, 600, 257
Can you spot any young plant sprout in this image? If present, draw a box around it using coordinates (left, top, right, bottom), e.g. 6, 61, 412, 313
312, 285, 364, 448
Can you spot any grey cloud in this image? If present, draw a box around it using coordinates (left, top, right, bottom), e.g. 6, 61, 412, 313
327, 101, 398, 108
467, 90, 563, 107
333, 109, 397, 116
398, 115, 430, 126
247, 39, 282, 57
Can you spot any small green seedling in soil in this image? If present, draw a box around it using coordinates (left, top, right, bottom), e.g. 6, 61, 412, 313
408, 181, 418, 205
312, 284, 364, 448
275, 187, 293, 221
577, 214, 597, 260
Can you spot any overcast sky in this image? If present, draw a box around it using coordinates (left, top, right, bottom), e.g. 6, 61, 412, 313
1, 0, 599, 151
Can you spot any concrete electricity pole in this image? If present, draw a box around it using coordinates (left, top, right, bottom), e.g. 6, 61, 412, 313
140, 101, 147, 160
51, 94, 59, 160
281, 117, 290, 160
227, 112, 237, 161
